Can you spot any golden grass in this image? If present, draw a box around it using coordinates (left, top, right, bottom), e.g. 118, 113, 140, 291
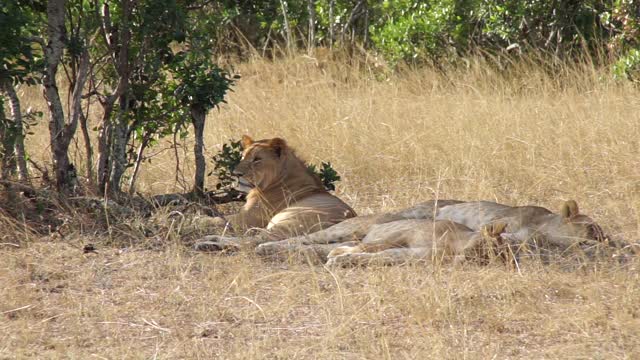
4, 54, 640, 358
2, 243, 640, 358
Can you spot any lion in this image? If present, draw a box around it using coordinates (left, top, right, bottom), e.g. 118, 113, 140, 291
194, 135, 357, 252
325, 220, 511, 268
255, 199, 609, 263
254, 199, 465, 259
435, 200, 607, 250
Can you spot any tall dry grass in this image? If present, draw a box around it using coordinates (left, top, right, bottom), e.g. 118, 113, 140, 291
3, 53, 640, 358
140, 54, 637, 240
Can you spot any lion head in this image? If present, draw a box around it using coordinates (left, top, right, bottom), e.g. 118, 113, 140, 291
231, 135, 288, 192
554, 200, 607, 242
232, 135, 323, 195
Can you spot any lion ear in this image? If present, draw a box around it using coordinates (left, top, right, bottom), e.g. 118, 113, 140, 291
561, 200, 580, 219
269, 137, 287, 157
241, 135, 254, 149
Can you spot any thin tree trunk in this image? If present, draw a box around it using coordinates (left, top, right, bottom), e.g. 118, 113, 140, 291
79, 111, 94, 187
279, 0, 293, 53
96, 0, 131, 195
191, 105, 206, 196
363, 1, 369, 47
127, 135, 149, 194
43, 0, 72, 192
1, 82, 28, 182
0, 106, 17, 204
108, 105, 129, 192
96, 116, 112, 194
108, 0, 133, 193
67, 47, 90, 162
307, 0, 316, 54
329, 0, 335, 49
342, 0, 364, 44
0, 100, 15, 181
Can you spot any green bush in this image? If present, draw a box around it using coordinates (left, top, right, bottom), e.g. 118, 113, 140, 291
210, 140, 243, 190
370, 0, 472, 65
307, 162, 341, 191
612, 48, 640, 81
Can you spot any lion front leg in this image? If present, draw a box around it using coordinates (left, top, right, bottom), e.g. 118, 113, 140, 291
269, 216, 373, 247
326, 248, 428, 268
256, 240, 359, 262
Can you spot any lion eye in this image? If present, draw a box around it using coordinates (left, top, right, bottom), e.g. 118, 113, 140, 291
252, 157, 261, 163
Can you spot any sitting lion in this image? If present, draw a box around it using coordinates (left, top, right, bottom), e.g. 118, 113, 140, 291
194, 135, 357, 251
326, 220, 511, 267
256, 199, 609, 264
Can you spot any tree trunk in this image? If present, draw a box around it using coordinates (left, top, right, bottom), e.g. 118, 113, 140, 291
96, 114, 112, 194
0, 100, 15, 181
0, 105, 17, 204
363, 1, 369, 47
279, 0, 293, 53
127, 135, 149, 195
96, 0, 131, 195
342, 0, 365, 44
0, 81, 27, 182
307, 0, 316, 54
329, 0, 335, 48
191, 105, 206, 196
108, 107, 129, 193
79, 111, 94, 187
43, 0, 72, 192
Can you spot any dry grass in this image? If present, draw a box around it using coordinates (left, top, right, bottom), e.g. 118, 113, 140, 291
3, 54, 640, 358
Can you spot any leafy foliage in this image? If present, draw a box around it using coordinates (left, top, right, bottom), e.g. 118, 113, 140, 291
307, 162, 341, 191
168, 53, 239, 116
210, 140, 243, 190
0, 0, 43, 85
612, 48, 640, 81
191, 0, 640, 70
370, 0, 472, 65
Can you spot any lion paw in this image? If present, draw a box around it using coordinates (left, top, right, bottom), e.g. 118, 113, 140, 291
326, 252, 372, 268
193, 241, 225, 252
198, 216, 227, 227
255, 241, 285, 256
327, 245, 361, 259
193, 235, 241, 253
326, 254, 353, 268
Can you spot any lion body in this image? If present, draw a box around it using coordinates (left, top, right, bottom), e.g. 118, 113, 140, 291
434, 200, 606, 248
325, 220, 509, 267
256, 199, 607, 263
194, 136, 356, 252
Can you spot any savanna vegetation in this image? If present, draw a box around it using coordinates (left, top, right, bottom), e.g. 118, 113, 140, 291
2, 1, 640, 358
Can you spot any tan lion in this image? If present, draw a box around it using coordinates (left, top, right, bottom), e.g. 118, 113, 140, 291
325, 220, 511, 267
256, 199, 609, 264
194, 135, 357, 252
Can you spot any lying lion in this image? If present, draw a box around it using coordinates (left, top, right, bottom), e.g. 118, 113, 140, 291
194, 135, 357, 251
325, 220, 511, 267
256, 199, 609, 264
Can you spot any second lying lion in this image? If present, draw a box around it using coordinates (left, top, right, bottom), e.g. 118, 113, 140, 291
326, 220, 511, 267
